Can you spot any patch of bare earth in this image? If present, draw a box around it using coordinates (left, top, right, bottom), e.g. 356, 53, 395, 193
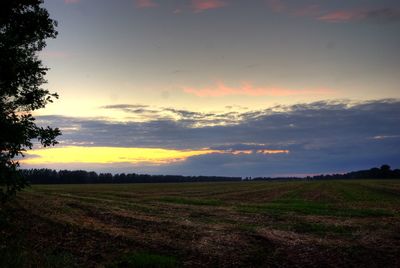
15, 194, 279, 267
10, 187, 400, 268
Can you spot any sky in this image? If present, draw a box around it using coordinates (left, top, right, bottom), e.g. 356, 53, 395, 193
21, 0, 400, 176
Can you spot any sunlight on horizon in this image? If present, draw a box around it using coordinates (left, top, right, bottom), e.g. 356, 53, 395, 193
22, 146, 218, 165
21, 146, 289, 166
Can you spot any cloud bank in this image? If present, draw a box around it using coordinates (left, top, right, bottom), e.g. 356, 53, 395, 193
265, 1, 400, 24
129, 0, 400, 22
29, 100, 400, 176
318, 8, 400, 23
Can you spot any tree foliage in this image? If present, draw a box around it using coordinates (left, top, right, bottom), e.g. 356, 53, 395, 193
20, 169, 242, 184
0, 0, 60, 202
252, 165, 400, 181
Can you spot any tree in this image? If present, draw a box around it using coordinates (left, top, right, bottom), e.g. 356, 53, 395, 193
380, 164, 391, 178
0, 0, 60, 202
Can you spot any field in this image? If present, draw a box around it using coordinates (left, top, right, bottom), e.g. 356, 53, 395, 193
1, 180, 400, 267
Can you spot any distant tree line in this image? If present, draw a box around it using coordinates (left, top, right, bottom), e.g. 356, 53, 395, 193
251, 165, 400, 181
20, 169, 242, 184
19, 164, 399, 185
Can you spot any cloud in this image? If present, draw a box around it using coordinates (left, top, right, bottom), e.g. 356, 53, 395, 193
362, 8, 400, 23
183, 82, 333, 97
266, 1, 400, 24
101, 105, 241, 127
64, 0, 79, 4
31, 100, 400, 176
191, 0, 228, 13
318, 9, 400, 23
102, 104, 149, 110
135, 0, 159, 8
317, 8, 400, 23
37, 99, 400, 149
372, 135, 400, 140
266, 0, 286, 13
317, 10, 364, 23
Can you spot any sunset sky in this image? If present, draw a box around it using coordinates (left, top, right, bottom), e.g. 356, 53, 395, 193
23, 0, 400, 176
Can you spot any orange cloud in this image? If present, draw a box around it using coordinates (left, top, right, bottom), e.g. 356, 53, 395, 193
183, 82, 333, 97
318, 10, 363, 23
192, 0, 228, 13
135, 0, 159, 8
257, 149, 289, 155
230, 150, 253, 155
230, 149, 289, 155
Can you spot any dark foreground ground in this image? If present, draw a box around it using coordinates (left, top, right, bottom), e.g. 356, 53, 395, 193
1, 180, 400, 267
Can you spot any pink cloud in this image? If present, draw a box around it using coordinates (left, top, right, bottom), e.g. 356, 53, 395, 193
64, 0, 79, 4
266, 0, 286, 13
319, 8, 400, 23
226, 149, 289, 155
183, 82, 333, 97
135, 0, 159, 8
192, 0, 228, 13
317, 10, 364, 23
265, 1, 399, 24
268, 2, 357, 22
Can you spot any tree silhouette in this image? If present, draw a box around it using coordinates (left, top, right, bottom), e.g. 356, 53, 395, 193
0, 0, 60, 202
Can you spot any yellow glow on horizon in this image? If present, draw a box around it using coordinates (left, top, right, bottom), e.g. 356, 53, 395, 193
22, 146, 218, 165
21, 146, 290, 166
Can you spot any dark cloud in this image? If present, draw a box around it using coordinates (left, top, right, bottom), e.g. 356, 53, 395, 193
364, 8, 400, 23
101, 104, 149, 110
100, 105, 241, 127
129, 108, 159, 114
35, 99, 400, 176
